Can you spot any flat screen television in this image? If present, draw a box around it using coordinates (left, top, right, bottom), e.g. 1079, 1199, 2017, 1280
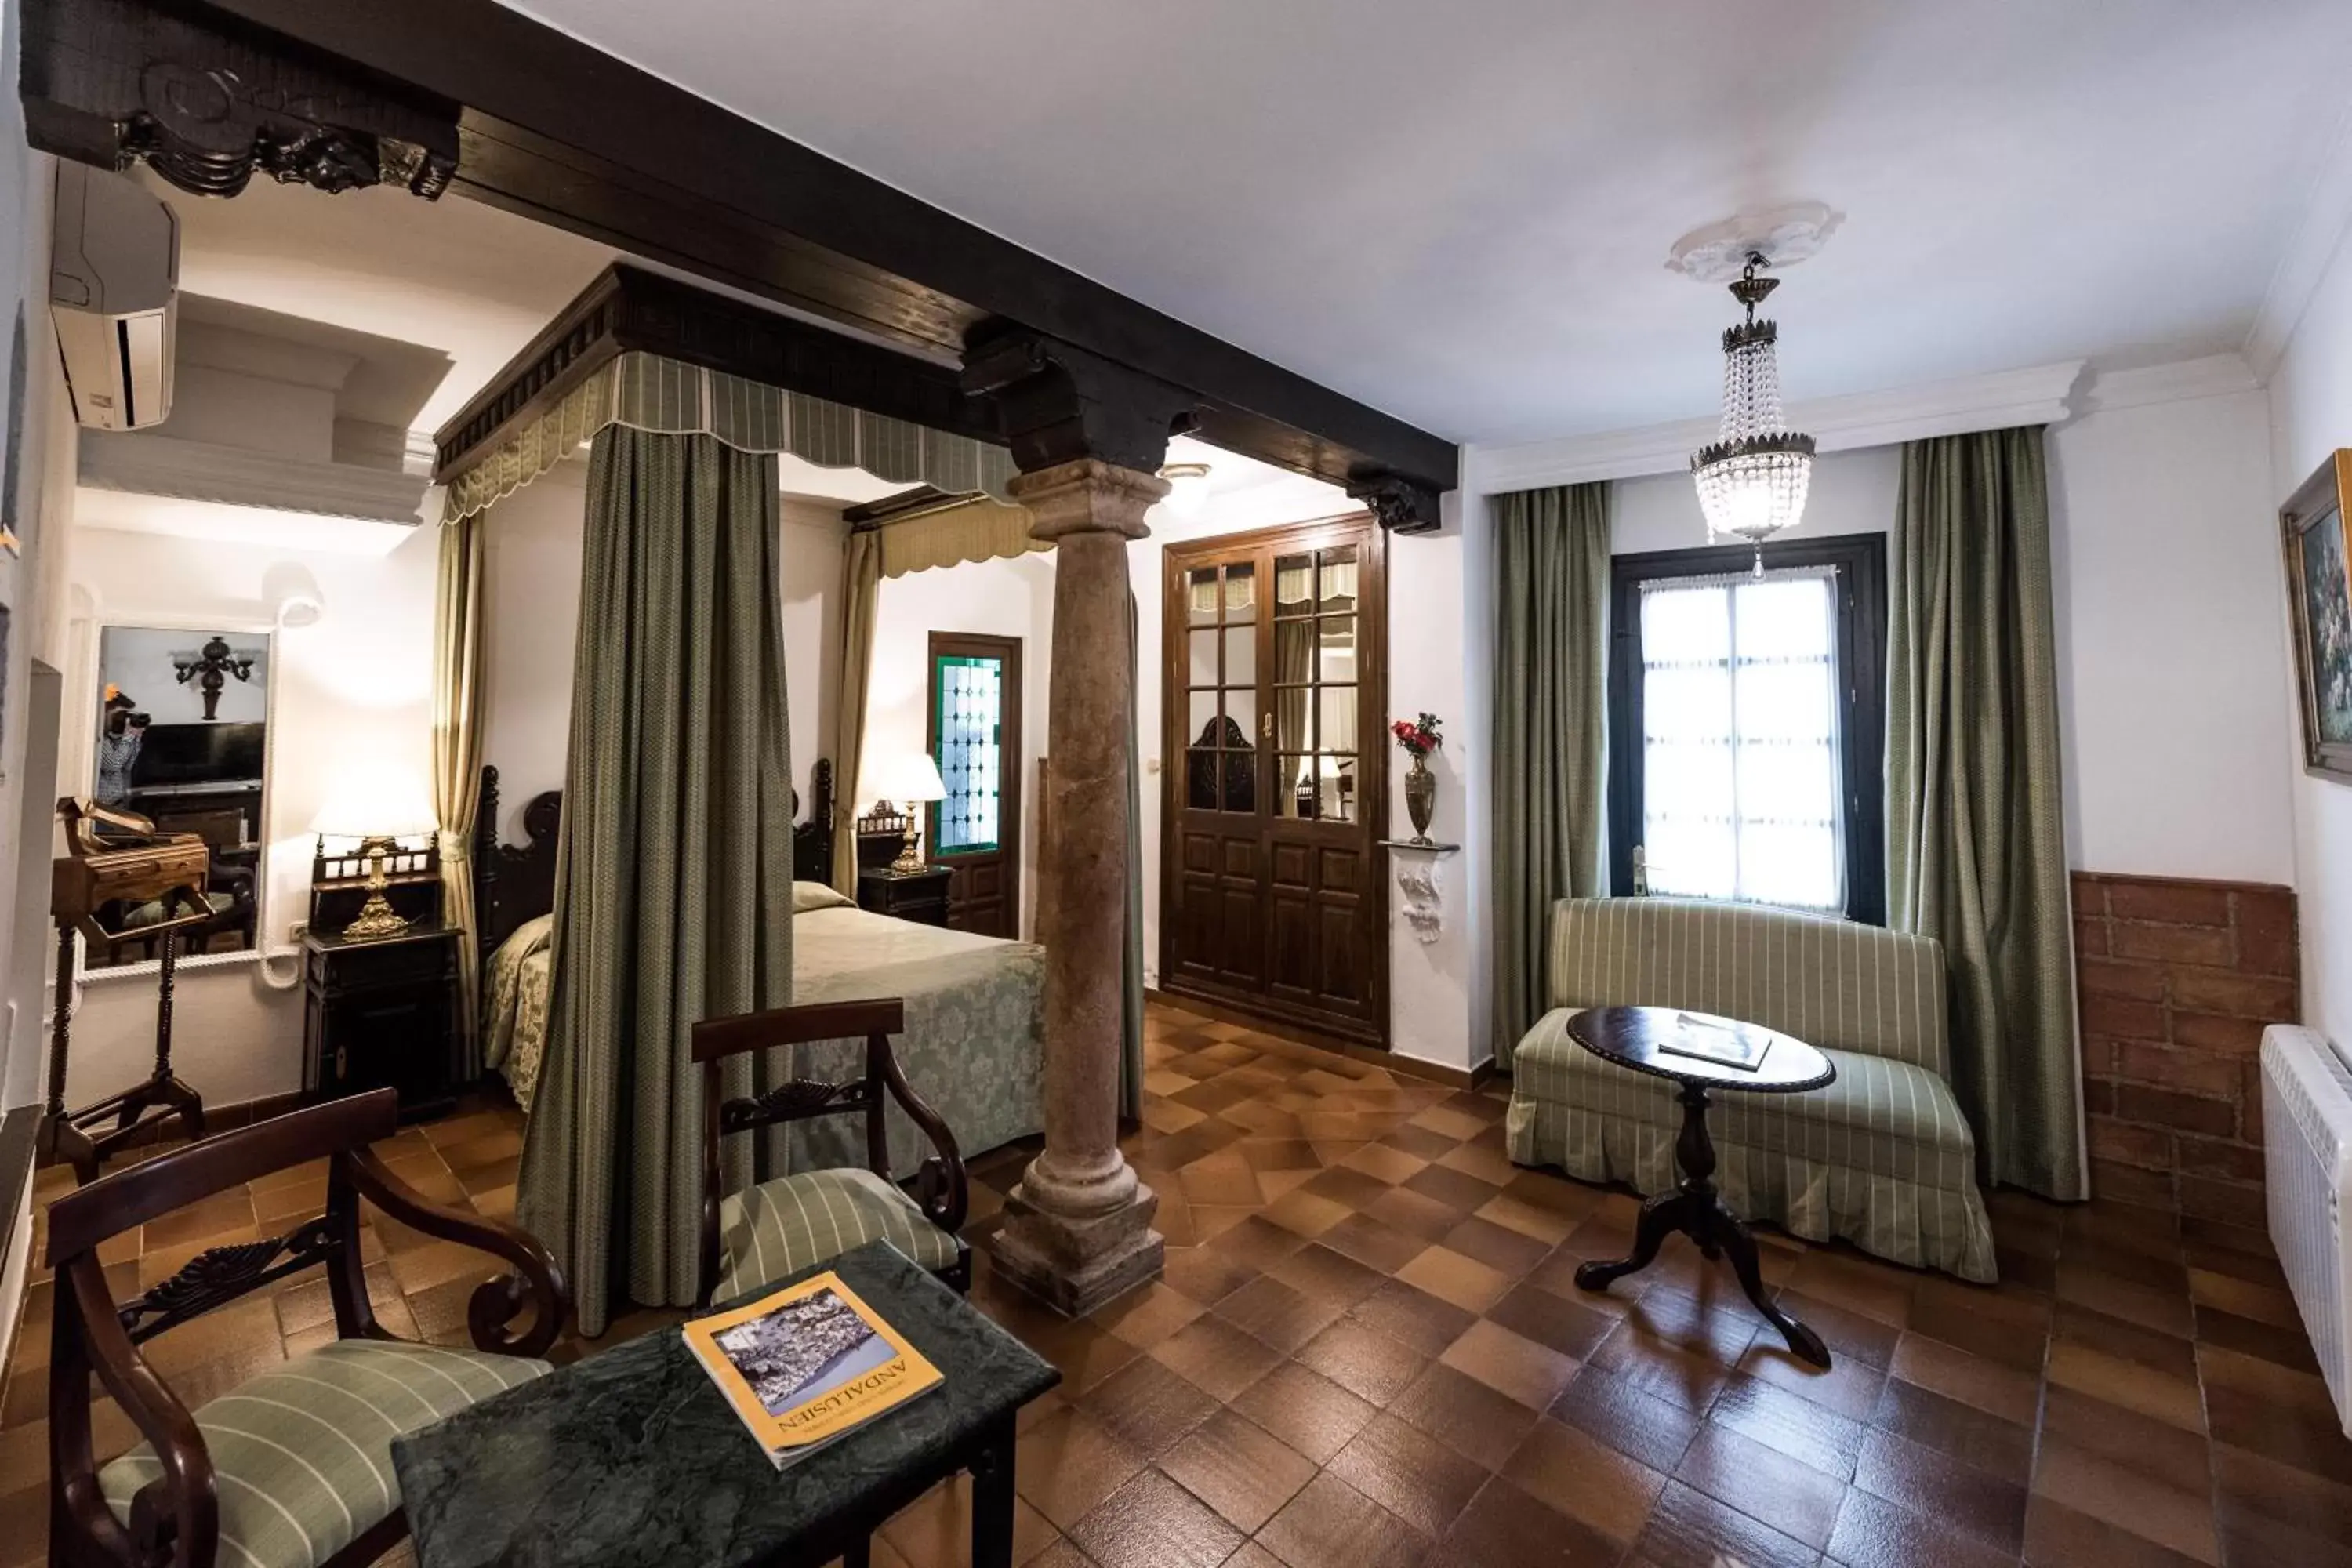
129, 721, 266, 787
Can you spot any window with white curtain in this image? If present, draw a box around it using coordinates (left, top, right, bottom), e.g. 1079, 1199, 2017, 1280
1609, 535, 1887, 924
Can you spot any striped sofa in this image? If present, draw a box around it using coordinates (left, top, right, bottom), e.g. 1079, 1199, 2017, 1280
1506, 897, 1998, 1283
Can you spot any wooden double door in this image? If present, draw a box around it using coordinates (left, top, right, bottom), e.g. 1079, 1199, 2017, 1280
1160, 515, 1387, 1044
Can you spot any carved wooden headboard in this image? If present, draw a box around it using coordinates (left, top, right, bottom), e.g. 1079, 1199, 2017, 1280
471, 757, 836, 960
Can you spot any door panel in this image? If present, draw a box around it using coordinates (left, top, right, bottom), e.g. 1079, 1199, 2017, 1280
927, 633, 1022, 938
1160, 516, 1388, 1044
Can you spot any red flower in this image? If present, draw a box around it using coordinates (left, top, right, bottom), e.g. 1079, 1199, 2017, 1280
1389, 713, 1443, 757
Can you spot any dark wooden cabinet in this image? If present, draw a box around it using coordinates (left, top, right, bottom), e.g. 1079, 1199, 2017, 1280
858, 866, 953, 927
303, 925, 461, 1117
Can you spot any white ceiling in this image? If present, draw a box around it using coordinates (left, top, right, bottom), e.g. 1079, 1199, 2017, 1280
151, 171, 615, 437
503, 0, 2352, 445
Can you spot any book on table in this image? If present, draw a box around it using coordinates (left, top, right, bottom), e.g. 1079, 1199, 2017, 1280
1653, 1011, 1773, 1073
683, 1269, 942, 1469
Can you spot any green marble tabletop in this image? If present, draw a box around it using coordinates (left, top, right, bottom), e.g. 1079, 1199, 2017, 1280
392, 1240, 1059, 1568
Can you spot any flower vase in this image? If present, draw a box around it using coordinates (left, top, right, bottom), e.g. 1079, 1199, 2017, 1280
1405, 753, 1436, 844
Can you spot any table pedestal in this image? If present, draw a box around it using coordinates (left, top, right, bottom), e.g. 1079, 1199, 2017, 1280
1573, 1080, 1832, 1368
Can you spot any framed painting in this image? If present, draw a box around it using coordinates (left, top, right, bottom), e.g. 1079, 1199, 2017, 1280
2284, 450, 2352, 782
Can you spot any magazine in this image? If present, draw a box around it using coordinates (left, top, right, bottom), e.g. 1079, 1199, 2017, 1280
1652, 1011, 1773, 1073
683, 1271, 942, 1469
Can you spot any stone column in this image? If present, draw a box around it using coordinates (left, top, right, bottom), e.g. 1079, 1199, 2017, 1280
987, 457, 1167, 1316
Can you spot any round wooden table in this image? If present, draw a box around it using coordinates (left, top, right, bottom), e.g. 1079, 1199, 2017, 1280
1565, 1004, 1838, 1368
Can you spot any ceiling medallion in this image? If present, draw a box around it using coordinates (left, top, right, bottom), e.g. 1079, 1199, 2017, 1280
1664, 201, 1842, 284
1689, 252, 1816, 570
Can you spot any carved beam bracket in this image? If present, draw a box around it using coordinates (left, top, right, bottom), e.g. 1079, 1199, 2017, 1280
21, 0, 459, 200
1346, 472, 1443, 535
962, 326, 1200, 477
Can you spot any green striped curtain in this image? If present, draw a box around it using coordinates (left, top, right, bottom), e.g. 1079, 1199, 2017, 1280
1490, 483, 1611, 1069
515, 427, 798, 1335
1887, 426, 2087, 1201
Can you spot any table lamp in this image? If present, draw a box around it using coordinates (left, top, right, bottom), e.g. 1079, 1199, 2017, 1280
311, 771, 438, 940
866, 753, 947, 874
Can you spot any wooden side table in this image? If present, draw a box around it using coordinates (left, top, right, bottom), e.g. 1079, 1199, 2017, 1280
303, 924, 463, 1117
858, 864, 953, 927
1565, 1004, 1838, 1367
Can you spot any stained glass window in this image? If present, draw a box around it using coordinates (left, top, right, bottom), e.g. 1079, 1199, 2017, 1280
933, 654, 1003, 854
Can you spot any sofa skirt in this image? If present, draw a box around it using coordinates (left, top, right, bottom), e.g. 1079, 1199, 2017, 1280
1507, 1092, 1999, 1284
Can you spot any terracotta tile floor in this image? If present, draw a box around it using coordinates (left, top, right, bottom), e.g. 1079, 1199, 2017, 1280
5, 1000, 2349, 1566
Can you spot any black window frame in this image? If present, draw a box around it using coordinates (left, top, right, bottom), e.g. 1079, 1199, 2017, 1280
1606, 532, 1889, 926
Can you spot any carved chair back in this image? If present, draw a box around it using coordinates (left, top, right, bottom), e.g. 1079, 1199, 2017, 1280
692, 997, 969, 1305
45, 1090, 567, 1568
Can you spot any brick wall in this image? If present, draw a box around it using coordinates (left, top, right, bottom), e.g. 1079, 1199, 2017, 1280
2074, 871, 2298, 1225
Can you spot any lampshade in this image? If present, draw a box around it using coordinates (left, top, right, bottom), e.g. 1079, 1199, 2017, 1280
311, 768, 437, 841
866, 751, 947, 806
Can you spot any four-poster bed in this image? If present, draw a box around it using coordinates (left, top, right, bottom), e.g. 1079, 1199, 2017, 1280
470, 760, 1046, 1177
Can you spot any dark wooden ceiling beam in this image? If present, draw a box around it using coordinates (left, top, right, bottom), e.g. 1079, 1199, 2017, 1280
168, 0, 1460, 508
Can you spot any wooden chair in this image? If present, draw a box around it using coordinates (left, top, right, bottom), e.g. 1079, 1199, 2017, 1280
45, 1090, 568, 1568
696, 997, 971, 1306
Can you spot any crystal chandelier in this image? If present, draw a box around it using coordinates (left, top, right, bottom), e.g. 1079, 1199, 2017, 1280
1690, 251, 1815, 570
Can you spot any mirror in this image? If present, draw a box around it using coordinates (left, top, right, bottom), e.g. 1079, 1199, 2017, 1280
85, 625, 272, 970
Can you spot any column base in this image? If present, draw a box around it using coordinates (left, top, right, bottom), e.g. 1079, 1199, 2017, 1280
985, 1179, 1164, 1317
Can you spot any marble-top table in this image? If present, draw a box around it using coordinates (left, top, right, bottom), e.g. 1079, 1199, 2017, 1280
392, 1240, 1060, 1568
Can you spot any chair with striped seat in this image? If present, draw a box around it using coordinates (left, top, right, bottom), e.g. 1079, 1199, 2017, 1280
697, 996, 971, 1306
46, 1089, 568, 1568
1507, 897, 1998, 1283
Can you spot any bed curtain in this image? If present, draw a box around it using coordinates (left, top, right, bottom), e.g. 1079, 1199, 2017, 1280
514, 426, 800, 1336
830, 528, 881, 898
430, 506, 488, 1072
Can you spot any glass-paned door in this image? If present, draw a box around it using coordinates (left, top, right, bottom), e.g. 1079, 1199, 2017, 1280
1163, 517, 1386, 1044
1183, 562, 1258, 815
926, 632, 1022, 937
1274, 544, 1360, 822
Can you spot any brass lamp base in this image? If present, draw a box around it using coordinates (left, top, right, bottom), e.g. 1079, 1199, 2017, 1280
891, 818, 925, 875
339, 836, 415, 941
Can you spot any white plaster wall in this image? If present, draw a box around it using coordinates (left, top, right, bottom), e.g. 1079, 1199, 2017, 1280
480, 463, 584, 837
477, 462, 845, 844
60, 521, 441, 1106
2267, 209, 2352, 1046
862, 551, 1053, 939
2047, 390, 2293, 884
1, 0, 74, 1372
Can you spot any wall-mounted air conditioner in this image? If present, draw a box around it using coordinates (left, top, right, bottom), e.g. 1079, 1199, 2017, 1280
49, 163, 178, 432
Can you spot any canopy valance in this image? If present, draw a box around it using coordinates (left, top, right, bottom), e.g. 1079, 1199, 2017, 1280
860, 493, 1046, 579
442, 350, 1021, 524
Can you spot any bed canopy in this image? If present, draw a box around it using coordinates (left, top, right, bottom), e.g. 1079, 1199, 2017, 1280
429, 264, 1145, 1330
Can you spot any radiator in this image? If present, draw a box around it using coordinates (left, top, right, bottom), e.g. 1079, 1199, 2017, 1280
2265, 1024, 2352, 1433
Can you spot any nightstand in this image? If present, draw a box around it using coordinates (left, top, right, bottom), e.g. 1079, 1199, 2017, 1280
858, 864, 953, 927
303, 924, 463, 1117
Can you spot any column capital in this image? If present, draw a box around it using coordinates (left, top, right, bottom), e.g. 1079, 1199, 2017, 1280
1009, 459, 1168, 543
963, 325, 1200, 477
